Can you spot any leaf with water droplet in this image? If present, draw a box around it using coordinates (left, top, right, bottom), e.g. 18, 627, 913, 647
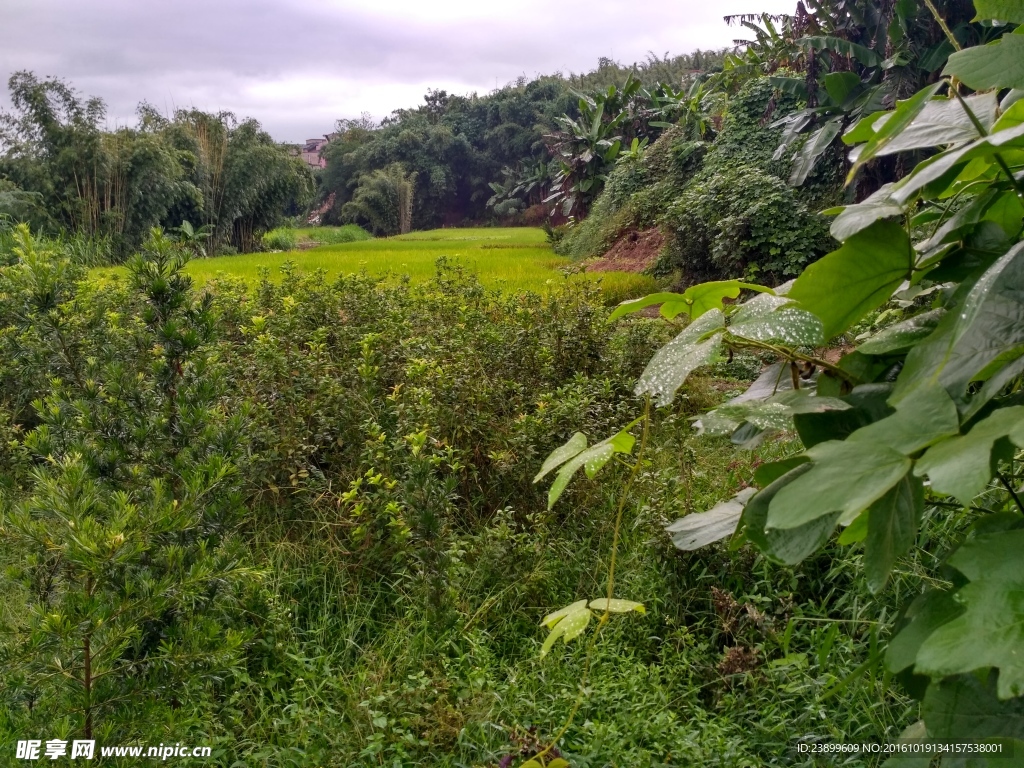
636, 310, 724, 406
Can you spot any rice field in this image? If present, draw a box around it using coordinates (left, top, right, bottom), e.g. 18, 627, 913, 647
94, 227, 659, 302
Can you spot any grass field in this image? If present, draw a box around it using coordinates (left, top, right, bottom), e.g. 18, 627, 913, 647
94, 227, 658, 302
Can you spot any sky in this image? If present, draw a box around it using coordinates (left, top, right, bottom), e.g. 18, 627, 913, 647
1, 0, 796, 143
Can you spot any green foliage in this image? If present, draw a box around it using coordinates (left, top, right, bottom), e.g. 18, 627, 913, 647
0, 228, 254, 741
661, 162, 832, 281
342, 163, 418, 236
557, 76, 836, 283
555, 127, 707, 261
1, 205, 922, 763
318, 52, 730, 230
19, 7, 1024, 763
944, 33, 1024, 91
0, 74, 313, 258
306, 223, 372, 244
543, 4, 1024, 757
261, 225, 298, 251
740, 0, 985, 190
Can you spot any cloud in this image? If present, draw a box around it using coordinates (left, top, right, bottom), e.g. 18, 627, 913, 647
0, 0, 795, 141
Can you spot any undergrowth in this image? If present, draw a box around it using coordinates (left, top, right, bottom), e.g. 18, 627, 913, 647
0, 248, 949, 766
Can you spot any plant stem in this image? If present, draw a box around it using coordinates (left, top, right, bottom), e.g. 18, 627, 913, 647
727, 336, 855, 385
604, 397, 651, 608
533, 398, 652, 763
922, 0, 961, 51
951, 86, 1024, 198
998, 473, 1024, 514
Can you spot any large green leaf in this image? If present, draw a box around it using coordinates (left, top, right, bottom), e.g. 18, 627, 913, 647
887, 590, 964, 674
726, 360, 792, 401
793, 383, 895, 448
862, 92, 998, 159
789, 119, 842, 186
666, 487, 756, 550
994, 97, 1024, 133
916, 187, 1002, 253
788, 220, 912, 340
916, 531, 1024, 699
982, 190, 1024, 239
915, 405, 1024, 504
922, 673, 1024, 742
859, 309, 946, 355
944, 34, 1024, 91
753, 455, 810, 487
864, 474, 923, 593
609, 281, 769, 322
890, 122, 1024, 205
948, 528, 1024, 584
843, 109, 891, 145
540, 599, 592, 656
588, 598, 645, 614
729, 307, 824, 347
636, 309, 724, 407
609, 291, 688, 321
767, 439, 912, 530
827, 183, 904, 241
742, 464, 841, 564
541, 599, 588, 629
713, 390, 850, 436
847, 82, 945, 183
538, 422, 638, 509
892, 241, 1024, 410
823, 71, 862, 106
661, 282, 757, 320
973, 0, 1024, 23
797, 35, 882, 67
768, 76, 810, 99
533, 432, 587, 482
848, 382, 960, 455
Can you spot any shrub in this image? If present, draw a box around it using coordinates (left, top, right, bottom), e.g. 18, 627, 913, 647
556, 128, 705, 261
309, 224, 372, 244
557, 76, 841, 282
262, 227, 298, 251
659, 163, 832, 282
0, 230, 253, 741
56, 231, 113, 267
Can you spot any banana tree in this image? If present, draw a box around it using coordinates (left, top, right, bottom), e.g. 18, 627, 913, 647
486, 159, 550, 213
743, 0, 989, 188
543, 97, 625, 218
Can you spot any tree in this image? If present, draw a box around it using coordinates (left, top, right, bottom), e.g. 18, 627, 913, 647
0, 229, 254, 741
732, 0, 987, 189
342, 164, 418, 235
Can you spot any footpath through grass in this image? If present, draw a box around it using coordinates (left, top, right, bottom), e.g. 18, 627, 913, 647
93, 227, 658, 302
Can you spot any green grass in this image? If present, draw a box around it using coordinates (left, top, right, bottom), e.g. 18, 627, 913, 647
292, 224, 373, 245
94, 227, 658, 302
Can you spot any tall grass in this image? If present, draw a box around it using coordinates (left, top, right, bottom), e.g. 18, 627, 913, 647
307, 224, 372, 245
261, 227, 298, 251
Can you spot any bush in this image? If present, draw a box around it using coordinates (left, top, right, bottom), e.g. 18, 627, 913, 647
659, 163, 832, 282
556, 76, 840, 283
56, 231, 113, 267
556, 128, 705, 261
262, 227, 298, 251
309, 224, 372, 244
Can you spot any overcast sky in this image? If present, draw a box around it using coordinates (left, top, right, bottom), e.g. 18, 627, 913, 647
1, 0, 796, 143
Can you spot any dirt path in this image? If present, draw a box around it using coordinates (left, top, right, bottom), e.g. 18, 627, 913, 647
586, 227, 663, 273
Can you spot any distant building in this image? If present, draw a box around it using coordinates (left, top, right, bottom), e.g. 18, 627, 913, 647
301, 136, 330, 169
